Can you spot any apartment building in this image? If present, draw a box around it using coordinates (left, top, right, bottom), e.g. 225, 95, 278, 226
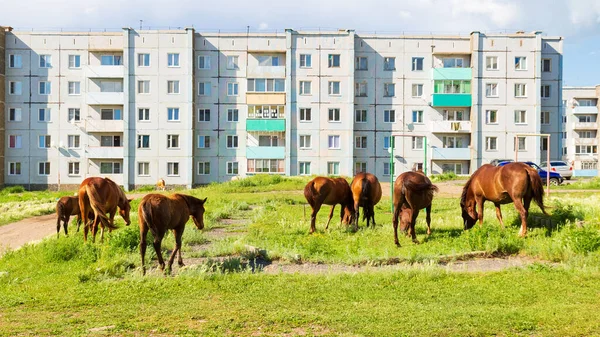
562, 86, 599, 175
2, 26, 564, 189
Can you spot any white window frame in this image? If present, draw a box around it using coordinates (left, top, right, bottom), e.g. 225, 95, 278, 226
38, 162, 51, 176
299, 108, 312, 122
300, 54, 312, 68
227, 109, 239, 122
355, 162, 367, 174
8, 162, 22, 176
8, 108, 22, 122
327, 162, 340, 175
39, 55, 52, 68
137, 135, 150, 149
383, 162, 395, 176
227, 82, 239, 96
355, 136, 367, 149
227, 56, 239, 70
9, 81, 22, 95
486, 137, 497, 151
167, 162, 180, 176
138, 53, 150, 67
167, 134, 180, 149
39, 81, 51, 95
355, 109, 367, 123
355, 56, 368, 70
197, 162, 210, 175
517, 137, 527, 151
384, 110, 395, 123
486, 56, 498, 70
412, 84, 423, 97
541, 111, 550, 125
328, 135, 340, 149
198, 55, 211, 69
68, 54, 81, 69
198, 82, 211, 96
485, 110, 498, 124
167, 53, 180, 67
299, 81, 312, 95
541, 85, 551, 99
328, 108, 340, 122
485, 83, 498, 97
328, 54, 340, 68
138, 80, 150, 94
38, 108, 51, 122
198, 109, 211, 122
138, 162, 150, 176
167, 108, 180, 122
67, 135, 80, 149
8, 135, 22, 149
167, 80, 180, 94
384, 83, 396, 97
226, 161, 239, 175
328, 81, 341, 96
9, 54, 23, 69
197, 135, 210, 149
226, 135, 239, 149
299, 135, 311, 149
384, 57, 396, 71
412, 136, 424, 150
355, 82, 368, 97
412, 110, 424, 124
68, 162, 80, 176
515, 56, 527, 70
514, 110, 527, 124
138, 108, 150, 122
68, 81, 81, 95
299, 162, 311, 175
412, 57, 424, 71
514, 83, 527, 98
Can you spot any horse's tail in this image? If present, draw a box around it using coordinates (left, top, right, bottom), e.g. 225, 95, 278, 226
56, 199, 65, 232
403, 180, 439, 194
361, 178, 371, 221
303, 181, 316, 207
139, 199, 153, 232
527, 168, 548, 215
85, 184, 117, 230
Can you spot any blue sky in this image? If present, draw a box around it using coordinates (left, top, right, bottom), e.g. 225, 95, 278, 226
2, 0, 600, 86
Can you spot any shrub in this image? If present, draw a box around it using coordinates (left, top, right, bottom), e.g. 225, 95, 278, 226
430, 172, 458, 182
1, 186, 25, 194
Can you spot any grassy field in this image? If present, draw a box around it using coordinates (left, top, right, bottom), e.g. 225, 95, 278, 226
2, 175, 600, 336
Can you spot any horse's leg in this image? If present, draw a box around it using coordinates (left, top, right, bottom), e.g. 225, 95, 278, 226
518, 196, 533, 237
76, 215, 81, 233
309, 203, 322, 234
56, 214, 62, 238
63, 215, 69, 236
140, 224, 148, 275
153, 231, 166, 271
425, 205, 432, 236
476, 198, 485, 228
494, 203, 504, 229
325, 205, 336, 230
410, 210, 420, 243
353, 201, 360, 230
392, 202, 401, 247
168, 227, 185, 272
370, 205, 376, 228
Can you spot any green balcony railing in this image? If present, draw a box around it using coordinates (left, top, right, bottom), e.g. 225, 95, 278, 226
246, 119, 286, 132
432, 68, 472, 80
431, 94, 472, 107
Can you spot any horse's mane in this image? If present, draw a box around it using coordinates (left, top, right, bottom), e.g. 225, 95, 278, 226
460, 174, 475, 206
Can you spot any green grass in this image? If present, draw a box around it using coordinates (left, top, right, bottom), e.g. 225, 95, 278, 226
553, 177, 600, 190
0, 187, 77, 226
3, 176, 600, 335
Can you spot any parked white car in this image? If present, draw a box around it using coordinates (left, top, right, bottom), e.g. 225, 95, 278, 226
540, 161, 573, 180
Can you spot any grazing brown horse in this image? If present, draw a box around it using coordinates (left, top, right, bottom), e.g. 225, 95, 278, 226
55, 196, 93, 237
392, 171, 439, 246
138, 193, 207, 274
350, 173, 382, 229
156, 178, 166, 191
304, 177, 355, 233
78, 177, 132, 242
461, 162, 548, 236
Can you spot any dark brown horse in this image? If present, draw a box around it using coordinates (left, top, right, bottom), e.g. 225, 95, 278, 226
461, 162, 548, 236
304, 177, 355, 233
350, 172, 382, 229
138, 193, 207, 274
78, 177, 132, 242
392, 171, 439, 246
55, 196, 93, 237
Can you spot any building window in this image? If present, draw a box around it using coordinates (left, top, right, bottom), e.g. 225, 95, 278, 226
68, 81, 81, 95
412, 84, 423, 97
166, 162, 179, 176
485, 83, 498, 97
486, 110, 497, 124
299, 135, 311, 149
9, 54, 22, 68
198, 55, 211, 69
68, 135, 80, 148
578, 115, 594, 123
247, 78, 285, 92
68, 162, 80, 176
355, 136, 367, 149
257, 55, 280, 66
541, 111, 550, 125
442, 163, 463, 174
514, 110, 527, 124
486, 56, 498, 70
579, 131, 596, 138
138, 53, 150, 67
300, 81, 312, 95
328, 81, 341, 95
412, 110, 424, 123
328, 54, 340, 68
582, 161, 598, 169
227, 109, 239, 122
355, 162, 367, 174
383, 162, 395, 176
138, 80, 150, 94
138, 108, 150, 121
328, 135, 340, 149
514, 83, 527, 97
517, 137, 526, 151
137, 135, 150, 149
227, 135, 238, 148
434, 80, 471, 94
38, 108, 51, 122
39, 162, 51, 175
138, 162, 150, 176
299, 108, 312, 122
327, 162, 340, 175
300, 54, 312, 68
227, 162, 239, 175
384, 57, 396, 71
328, 108, 340, 122
198, 135, 210, 148
299, 162, 311, 175
515, 56, 527, 70
9, 81, 22, 95
541, 85, 550, 98
167, 108, 180, 121
443, 110, 464, 121
442, 136, 465, 148
167, 53, 180, 67
579, 99, 596, 107
384, 110, 395, 123
8, 108, 22, 122
384, 83, 396, 97
101, 108, 122, 120
443, 58, 464, 68
68, 55, 81, 69
198, 109, 210, 122
227, 82, 239, 96
167, 135, 179, 149
576, 146, 598, 154
8, 162, 21, 175
412, 136, 423, 150
383, 136, 395, 149
355, 109, 367, 123
39, 55, 52, 68
542, 59, 551, 72
9, 135, 22, 149
198, 162, 210, 175
198, 82, 211, 96
101, 55, 122, 65
355, 56, 368, 70
100, 135, 121, 147
486, 137, 497, 151
355, 82, 367, 97
167, 80, 180, 94
39, 81, 51, 95
227, 56, 239, 70
412, 57, 424, 71
247, 159, 284, 174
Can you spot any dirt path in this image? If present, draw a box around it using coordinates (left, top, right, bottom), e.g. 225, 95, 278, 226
0, 214, 57, 252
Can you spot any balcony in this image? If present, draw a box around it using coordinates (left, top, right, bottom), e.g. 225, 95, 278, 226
86, 146, 124, 158
246, 146, 285, 159
573, 122, 598, 130
432, 68, 472, 80
86, 119, 124, 133
246, 92, 286, 105
247, 65, 285, 78
573, 106, 598, 114
432, 147, 471, 160
575, 154, 598, 161
574, 138, 598, 146
246, 119, 286, 132
87, 92, 124, 105
85, 65, 124, 78
431, 94, 472, 107
430, 121, 472, 133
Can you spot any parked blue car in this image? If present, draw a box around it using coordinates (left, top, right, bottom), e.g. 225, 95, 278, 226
497, 161, 564, 185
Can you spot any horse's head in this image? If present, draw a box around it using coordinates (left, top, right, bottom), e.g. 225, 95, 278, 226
190, 197, 207, 230
341, 203, 355, 225
460, 200, 477, 230
400, 207, 412, 232
119, 198, 133, 226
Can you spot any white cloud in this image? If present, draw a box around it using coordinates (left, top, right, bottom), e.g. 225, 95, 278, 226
568, 0, 600, 26
449, 0, 521, 27
258, 22, 269, 30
